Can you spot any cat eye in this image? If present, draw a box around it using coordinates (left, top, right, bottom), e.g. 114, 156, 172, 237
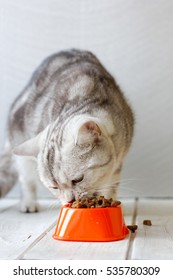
72, 175, 84, 186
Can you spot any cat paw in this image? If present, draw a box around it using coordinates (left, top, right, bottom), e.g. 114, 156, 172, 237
20, 200, 39, 213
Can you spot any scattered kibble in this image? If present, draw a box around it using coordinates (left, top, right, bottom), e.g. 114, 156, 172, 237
127, 225, 138, 233
143, 219, 152, 226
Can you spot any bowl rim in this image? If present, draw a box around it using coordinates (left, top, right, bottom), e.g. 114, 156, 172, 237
63, 203, 122, 210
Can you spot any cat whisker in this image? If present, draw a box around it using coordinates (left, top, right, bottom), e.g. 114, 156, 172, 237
84, 178, 145, 196
47, 199, 60, 212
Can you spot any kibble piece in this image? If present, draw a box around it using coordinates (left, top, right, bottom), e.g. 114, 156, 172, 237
127, 225, 138, 233
143, 219, 152, 226
111, 200, 121, 207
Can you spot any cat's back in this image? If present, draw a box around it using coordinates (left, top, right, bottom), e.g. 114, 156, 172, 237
10, 49, 103, 114
8, 49, 109, 145
8, 49, 133, 149
30, 49, 101, 91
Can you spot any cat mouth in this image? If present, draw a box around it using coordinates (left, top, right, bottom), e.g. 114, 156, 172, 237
68, 199, 75, 204
67, 192, 97, 203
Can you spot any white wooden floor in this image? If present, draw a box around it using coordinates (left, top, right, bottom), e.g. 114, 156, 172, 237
0, 197, 173, 260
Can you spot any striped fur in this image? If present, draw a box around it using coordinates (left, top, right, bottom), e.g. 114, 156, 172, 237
0, 49, 134, 211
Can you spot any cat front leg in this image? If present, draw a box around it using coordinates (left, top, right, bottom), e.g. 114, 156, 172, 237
15, 156, 39, 213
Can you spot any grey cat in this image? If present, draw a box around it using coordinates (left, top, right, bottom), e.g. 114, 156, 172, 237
0, 49, 134, 212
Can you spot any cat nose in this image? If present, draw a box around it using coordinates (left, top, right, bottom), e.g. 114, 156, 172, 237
62, 183, 68, 188
64, 190, 75, 203
60, 181, 71, 189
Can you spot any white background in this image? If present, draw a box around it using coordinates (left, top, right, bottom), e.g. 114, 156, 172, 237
0, 0, 173, 197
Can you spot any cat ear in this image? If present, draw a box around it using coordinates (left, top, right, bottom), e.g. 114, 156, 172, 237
13, 126, 49, 157
76, 121, 101, 146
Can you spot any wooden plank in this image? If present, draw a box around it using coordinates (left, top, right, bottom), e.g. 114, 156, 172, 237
130, 198, 173, 259
23, 199, 135, 260
0, 198, 17, 212
0, 198, 60, 259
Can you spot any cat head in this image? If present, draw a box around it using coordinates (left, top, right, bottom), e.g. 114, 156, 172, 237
13, 116, 122, 204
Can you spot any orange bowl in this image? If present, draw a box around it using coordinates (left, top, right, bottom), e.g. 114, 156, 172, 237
53, 204, 129, 242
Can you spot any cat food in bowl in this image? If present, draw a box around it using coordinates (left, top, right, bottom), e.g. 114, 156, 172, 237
53, 197, 129, 242
70, 196, 121, 208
